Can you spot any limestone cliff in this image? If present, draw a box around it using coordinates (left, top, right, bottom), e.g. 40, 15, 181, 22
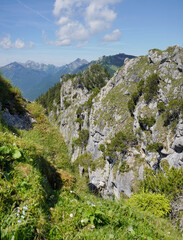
47, 45, 183, 199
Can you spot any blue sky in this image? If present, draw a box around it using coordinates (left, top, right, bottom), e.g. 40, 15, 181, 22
0, 0, 183, 66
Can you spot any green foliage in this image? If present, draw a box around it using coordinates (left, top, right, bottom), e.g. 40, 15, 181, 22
144, 74, 159, 103
139, 116, 156, 130
0, 73, 25, 114
163, 98, 183, 126
98, 144, 106, 153
119, 161, 130, 173
146, 142, 163, 152
140, 167, 183, 201
73, 93, 77, 99
157, 101, 166, 113
63, 97, 71, 109
0, 144, 22, 170
74, 64, 109, 92
137, 79, 145, 95
37, 82, 61, 114
127, 98, 136, 116
73, 152, 93, 173
105, 132, 128, 160
73, 129, 89, 148
128, 192, 171, 217
127, 79, 145, 116
104, 131, 137, 160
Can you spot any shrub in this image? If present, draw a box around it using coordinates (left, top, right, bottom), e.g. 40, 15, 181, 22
128, 192, 171, 217
144, 74, 159, 103
146, 142, 163, 152
157, 102, 166, 113
119, 161, 130, 173
127, 79, 145, 116
63, 98, 71, 109
104, 131, 137, 161
139, 116, 156, 130
74, 129, 89, 148
137, 79, 145, 95
163, 99, 183, 126
127, 98, 136, 116
140, 167, 183, 201
98, 144, 105, 153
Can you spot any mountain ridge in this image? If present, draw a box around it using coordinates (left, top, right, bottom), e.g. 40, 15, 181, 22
0, 58, 89, 100
0, 53, 135, 100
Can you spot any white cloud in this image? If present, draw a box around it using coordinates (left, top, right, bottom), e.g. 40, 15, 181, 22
103, 29, 121, 42
52, 0, 122, 46
14, 39, 25, 48
0, 35, 34, 49
0, 35, 12, 49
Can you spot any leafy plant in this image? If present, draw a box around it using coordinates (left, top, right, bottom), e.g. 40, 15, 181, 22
128, 192, 171, 217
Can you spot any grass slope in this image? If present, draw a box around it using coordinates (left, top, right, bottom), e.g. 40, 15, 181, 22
0, 102, 182, 239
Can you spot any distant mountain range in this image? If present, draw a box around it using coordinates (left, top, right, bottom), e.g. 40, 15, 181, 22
0, 59, 88, 100
0, 53, 135, 100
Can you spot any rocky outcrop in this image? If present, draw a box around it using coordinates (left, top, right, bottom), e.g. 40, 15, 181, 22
0, 101, 34, 129
52, 45, 183, 199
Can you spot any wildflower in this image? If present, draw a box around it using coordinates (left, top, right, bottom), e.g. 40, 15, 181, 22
17, 220, 21, 223
91, 203, 95, 207
81, 219, 84, 223
70, 213, 73, 217
23, 206, 28, 211
70, 190, 73, 193
22, 210, 26, 215
21, 215, 25, 219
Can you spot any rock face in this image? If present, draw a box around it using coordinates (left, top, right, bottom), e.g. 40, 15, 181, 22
50, 45, 183, 199
0, 101, 34, 129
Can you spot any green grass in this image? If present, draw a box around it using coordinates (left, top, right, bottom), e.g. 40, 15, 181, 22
1, 102, 182, 239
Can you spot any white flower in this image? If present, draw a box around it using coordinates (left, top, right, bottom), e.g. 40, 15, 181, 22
70, 213, 73, 217
22, 210, 25, 215
21, 215, 25, 219
23, 206, 28, 210
70, 190, 73, 193
17, 220, 21, 223
81, 219, 84, 223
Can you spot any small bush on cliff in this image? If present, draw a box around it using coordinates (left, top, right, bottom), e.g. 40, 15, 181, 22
163, 98, 183, 126
146, 142, 163, 152
104, 131, 137, 161
139, 116, 156, 130
73, 129, 89, 148
127, 79, 145, 116
144, 73, 159, 103
157, 101, 166, 113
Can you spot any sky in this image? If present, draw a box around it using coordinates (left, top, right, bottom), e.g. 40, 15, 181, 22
0, 0, 183, 66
